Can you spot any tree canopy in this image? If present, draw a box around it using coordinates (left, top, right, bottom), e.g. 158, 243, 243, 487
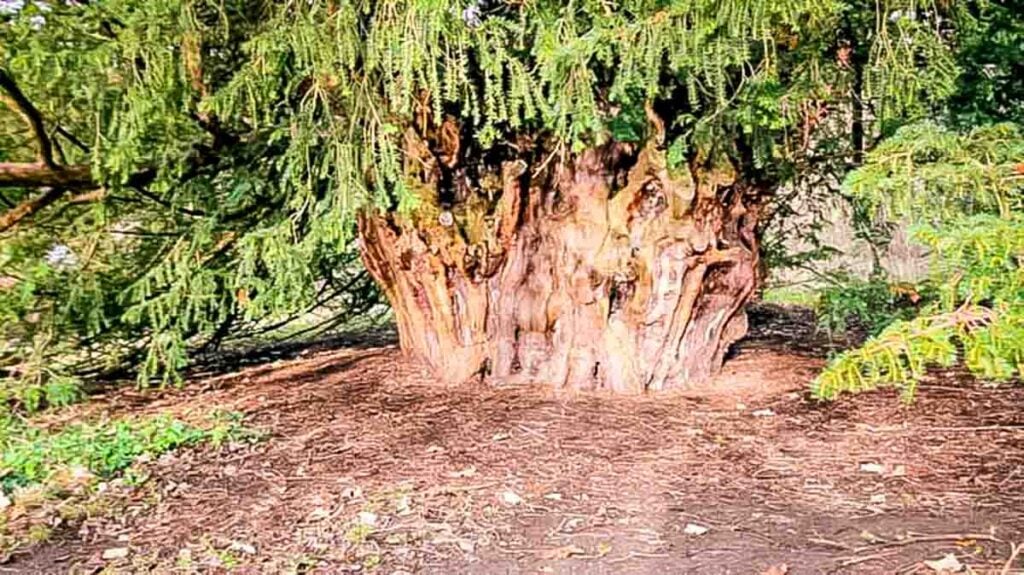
1, 0, 1021, 407
812, 2, 1024, 399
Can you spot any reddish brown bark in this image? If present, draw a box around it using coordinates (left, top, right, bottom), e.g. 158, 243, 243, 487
0, 163, 93, 189
0, 163, 97, 233
359, 127, 759, 393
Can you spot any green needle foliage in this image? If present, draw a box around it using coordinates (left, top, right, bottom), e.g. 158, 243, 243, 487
813, 123, 1024, 400
947, 0, 1024, 127
0, 0, 1003, 407
815, 272, 932, 338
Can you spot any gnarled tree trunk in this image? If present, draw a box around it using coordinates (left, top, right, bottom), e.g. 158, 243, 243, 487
359, 115, 760, 393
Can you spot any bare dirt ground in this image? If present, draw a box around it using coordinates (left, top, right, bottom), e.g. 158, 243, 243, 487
8, 306, 1024, 574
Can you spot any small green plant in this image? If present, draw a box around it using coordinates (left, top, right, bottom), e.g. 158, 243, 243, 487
761, 286, 821, 308
816, 272, 931, 337
121, 467, 151, 488
362, 554, 381, 570
175, 549, 195, 571
283, 554, 321, 574
0, 368, 82, 416
0, 411, 258, 491
213, 548, 241, 570
25, 524, 50, 544
0, 410, 261, 558
206, 410, 266, 447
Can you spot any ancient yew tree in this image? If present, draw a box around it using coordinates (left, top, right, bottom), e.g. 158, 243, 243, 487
0, 0, 970, 402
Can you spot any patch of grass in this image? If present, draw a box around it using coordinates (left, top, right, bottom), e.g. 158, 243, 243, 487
815, 274, 932, 337
0, 370, 83, 416
761, 286, 820, 308
763, 275, 933, 340
0, 410, 262, 559
0, 411, 256, 491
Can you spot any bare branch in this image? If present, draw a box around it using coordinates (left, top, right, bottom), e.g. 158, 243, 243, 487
0, 186, 67, 232
67, 189, 106, 204
0, 69, 57, 169
0, 74, 225, 231
0, 161, 99, 232
0, 162, 94, 189
52, 133, 69, 165
130, 184, 207, 217
55, 125, 90, 153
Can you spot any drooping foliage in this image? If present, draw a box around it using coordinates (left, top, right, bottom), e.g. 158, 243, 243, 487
0, 0, 991, 408
752, 0, 1024, 401
946, 0, 1024, 127
813, 122, 1024, 399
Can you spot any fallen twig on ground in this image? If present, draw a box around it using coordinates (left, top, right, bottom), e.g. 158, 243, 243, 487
1002, 541, 1022, 575
837, 551, 901, 567
851, 532, 1002, 554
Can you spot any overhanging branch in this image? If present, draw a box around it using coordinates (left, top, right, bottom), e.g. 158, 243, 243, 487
0, 63, 232, 230
0, 162, 94, 189
0, 69, 57, 168
55, 125, 90, 153
0, 163, 98, 233
0, 68, 99, 232
0, 186, 67, 232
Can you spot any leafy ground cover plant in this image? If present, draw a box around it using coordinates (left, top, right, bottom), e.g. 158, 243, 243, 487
0, 409, 261, 556
0, 410, 257, 490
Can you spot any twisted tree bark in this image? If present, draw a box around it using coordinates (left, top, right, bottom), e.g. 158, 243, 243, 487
359, 119, 760, 393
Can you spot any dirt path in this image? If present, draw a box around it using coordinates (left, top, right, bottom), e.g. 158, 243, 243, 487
9, 310, 1024, 574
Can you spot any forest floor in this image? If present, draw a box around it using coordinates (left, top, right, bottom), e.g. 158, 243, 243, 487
7, 305, 1024, 575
